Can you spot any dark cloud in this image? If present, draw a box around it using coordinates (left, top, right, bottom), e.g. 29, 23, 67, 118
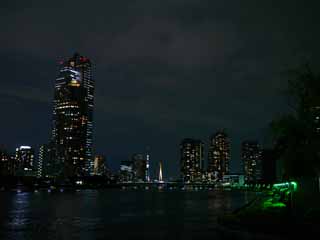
1, 0, 320, 177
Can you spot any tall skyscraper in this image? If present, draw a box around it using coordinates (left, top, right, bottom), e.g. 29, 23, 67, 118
207, 131, 230, 180
242, 141, 262, 183
50, 53, 94, 178
180, 138, 204, 183
15, 146, 35, 176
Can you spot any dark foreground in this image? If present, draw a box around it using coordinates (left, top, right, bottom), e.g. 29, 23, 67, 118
218, 190, 320, 240
0, 189, 265, 240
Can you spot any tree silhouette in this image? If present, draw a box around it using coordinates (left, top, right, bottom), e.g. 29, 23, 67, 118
271, 63, 320, 179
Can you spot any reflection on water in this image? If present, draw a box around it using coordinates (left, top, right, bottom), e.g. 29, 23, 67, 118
0, 190, 255, 240
9, 192, 31, 230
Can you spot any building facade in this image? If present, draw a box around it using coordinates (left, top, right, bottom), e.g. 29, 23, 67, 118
242, 141, 262, 183
93, 155, 106, 176
180, 138, 204, 183
0, 148, 14, 176
37, 144, 54, 178
15, 146, 35, 176
119, 160, 134, 182
50, 53, 94, 178
132, 153, 146, 182
37, 145, 45, 178
207, 131, 230, 180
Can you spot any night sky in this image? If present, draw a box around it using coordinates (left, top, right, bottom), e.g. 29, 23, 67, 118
1, 0, 320, 179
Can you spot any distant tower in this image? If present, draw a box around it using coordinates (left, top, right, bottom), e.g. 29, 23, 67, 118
207, 131, 230, 180
158, 161, 163, 182
145, 152, 150, 182
50, 53, 94, 177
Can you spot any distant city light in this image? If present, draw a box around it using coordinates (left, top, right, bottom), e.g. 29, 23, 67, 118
20, 146, 31, 150
76, 180, 83, 185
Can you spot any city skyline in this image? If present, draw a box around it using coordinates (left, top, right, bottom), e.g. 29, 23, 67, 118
1, 2, 320, 240
0, 49, 275, 179
1, 0, 320, 178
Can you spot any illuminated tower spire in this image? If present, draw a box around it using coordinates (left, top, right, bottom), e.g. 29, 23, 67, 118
159, 161, 163, 183
145, 146, 150, 182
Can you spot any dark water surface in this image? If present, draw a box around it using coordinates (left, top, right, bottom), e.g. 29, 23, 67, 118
0, 189, 255, 240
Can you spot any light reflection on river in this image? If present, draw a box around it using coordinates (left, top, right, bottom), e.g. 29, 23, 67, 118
0, 189, 255, 240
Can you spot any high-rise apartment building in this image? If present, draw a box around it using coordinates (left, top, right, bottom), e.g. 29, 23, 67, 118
50, 53, 94, 177
242, 141, 262, 183
180, 138, 204, 182
207, 131, 230, 180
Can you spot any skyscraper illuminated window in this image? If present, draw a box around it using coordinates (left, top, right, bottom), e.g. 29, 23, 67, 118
180, 138, 204, 183
15, 146, 35, 176
50, 53, 94, 177
207, 131, 230, 180
0, 147, 14, 176
242, 141, 262, 183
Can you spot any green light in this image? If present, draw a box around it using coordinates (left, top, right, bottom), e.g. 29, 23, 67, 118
290, 181, 298, 191
262, 199, 286, 209
270, 202, 286, 208
272, 181, 298, 192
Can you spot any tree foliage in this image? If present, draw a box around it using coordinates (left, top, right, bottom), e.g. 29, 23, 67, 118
271, 64, 320, 178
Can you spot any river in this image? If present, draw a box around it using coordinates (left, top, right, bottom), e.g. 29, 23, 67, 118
0, 189, 255, 240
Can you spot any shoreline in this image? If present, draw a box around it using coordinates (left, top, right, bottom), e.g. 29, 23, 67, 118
217, 192, 320, 239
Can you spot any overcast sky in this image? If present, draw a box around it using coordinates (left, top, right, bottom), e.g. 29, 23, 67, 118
1, 0, 320, 179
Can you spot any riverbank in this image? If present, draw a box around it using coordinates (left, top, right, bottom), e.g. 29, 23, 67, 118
217, 191, 320, 239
